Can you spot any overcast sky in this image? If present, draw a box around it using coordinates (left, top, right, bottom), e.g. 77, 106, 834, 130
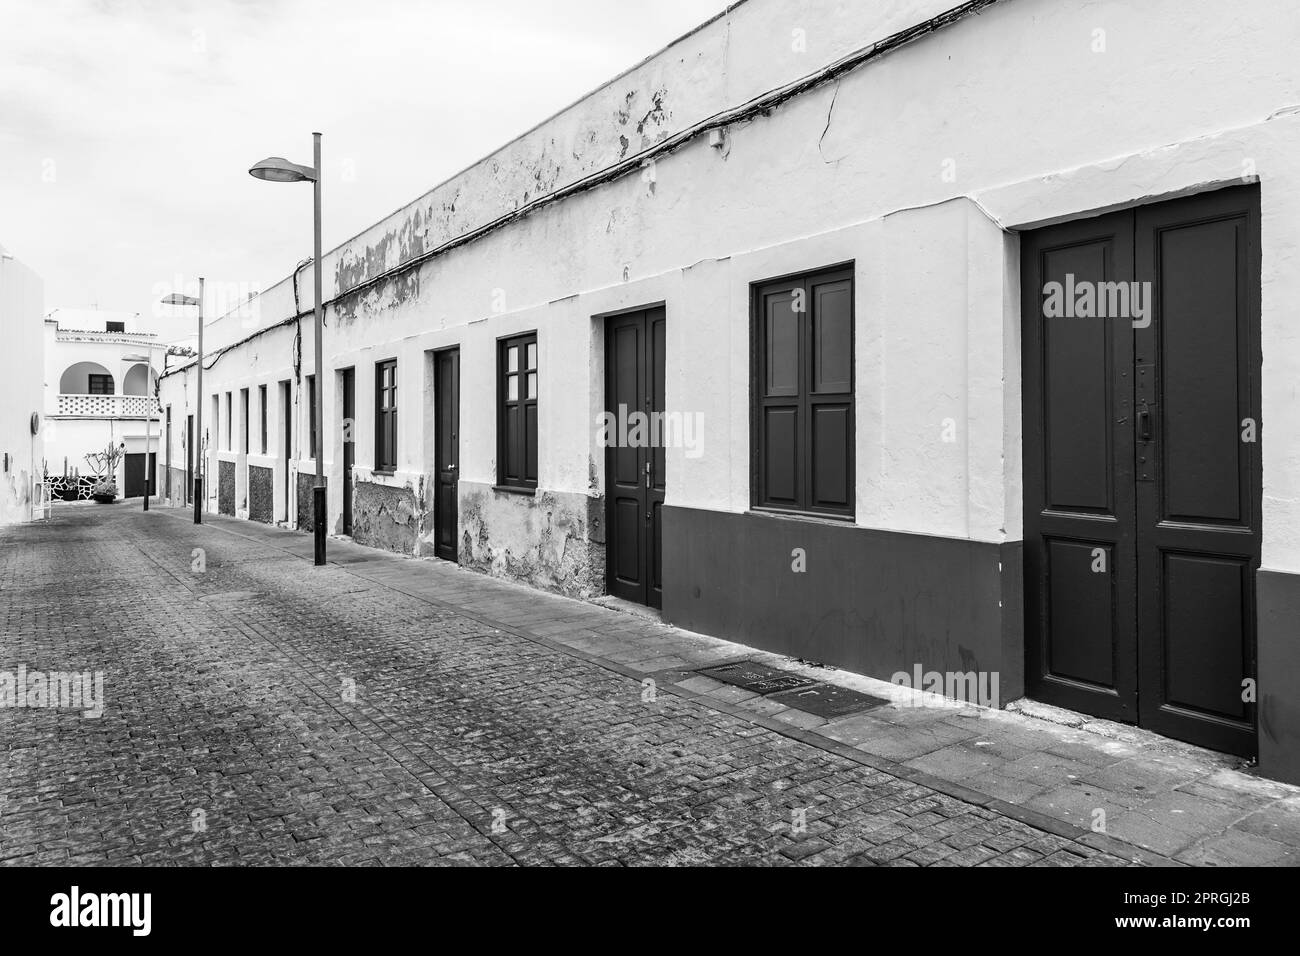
0, 0, 727, 339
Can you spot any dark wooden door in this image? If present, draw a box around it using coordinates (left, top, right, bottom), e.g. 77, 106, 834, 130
434, 348, 460, 562
1023, 209, 1139, 724
186, 414, 194, 504
165, 408, 172, 499
123, 453, 155, 498
281, 380, 292, 519
605, 307, 665, 608
1132, 188, 1260, 756
1023, 186, 1259, 756
341, 368, 355, 535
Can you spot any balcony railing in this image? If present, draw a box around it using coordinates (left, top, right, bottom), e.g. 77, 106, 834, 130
57, 393, 160, 417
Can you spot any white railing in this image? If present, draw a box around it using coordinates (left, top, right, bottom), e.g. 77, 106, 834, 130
57, 393, 160, 417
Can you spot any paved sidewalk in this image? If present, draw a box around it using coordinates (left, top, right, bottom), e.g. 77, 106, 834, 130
1, 502, 1296, 865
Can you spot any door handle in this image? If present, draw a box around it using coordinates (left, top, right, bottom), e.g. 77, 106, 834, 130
1138, 407, 1151, 441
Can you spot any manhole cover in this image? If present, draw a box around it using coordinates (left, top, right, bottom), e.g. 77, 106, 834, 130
767, 683, 889, 719
698, 661, 818, 695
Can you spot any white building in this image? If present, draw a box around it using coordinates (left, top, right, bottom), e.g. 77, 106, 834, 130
43, 309, 163, 500
0, 244, 44, 526
158, 0, 1300, 782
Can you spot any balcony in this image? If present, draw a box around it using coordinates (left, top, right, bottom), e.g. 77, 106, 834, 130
57, 393, 161, 417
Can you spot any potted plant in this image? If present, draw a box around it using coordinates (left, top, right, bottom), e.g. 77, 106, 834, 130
85, 442, 125, 503
90, 478, 118, 504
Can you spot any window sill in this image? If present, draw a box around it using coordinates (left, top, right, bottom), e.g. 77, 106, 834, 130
746, 507, 855, 528
371, 470, 396, 478
493, 484, 537, 497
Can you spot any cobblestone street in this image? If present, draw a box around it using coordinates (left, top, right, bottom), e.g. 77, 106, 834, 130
0, 504, 1257, 866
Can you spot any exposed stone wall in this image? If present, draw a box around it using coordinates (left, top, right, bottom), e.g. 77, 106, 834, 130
352, 480, 420, 555
218, 460, 234, 516
458, 481, 604, 599
248, 465, 274, 524
295, 472, 324, 531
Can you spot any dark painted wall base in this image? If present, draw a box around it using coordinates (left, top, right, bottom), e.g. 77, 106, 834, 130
1258, 569, 1300, 784
662, 506, 1024, 704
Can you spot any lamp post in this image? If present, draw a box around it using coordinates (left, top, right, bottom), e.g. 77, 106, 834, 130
160, 278, 205, 523
249, 133, 326, 567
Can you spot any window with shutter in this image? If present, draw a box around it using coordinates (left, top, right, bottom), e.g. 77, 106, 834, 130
497, 332, 538, 490
751, 265, 854, 518
375, 360, 397, 472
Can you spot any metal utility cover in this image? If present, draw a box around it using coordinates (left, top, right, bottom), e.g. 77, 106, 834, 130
698, 661, 817, 695
767, 683, 890, 719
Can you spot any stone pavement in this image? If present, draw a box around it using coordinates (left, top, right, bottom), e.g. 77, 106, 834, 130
0, 502, 1296, 866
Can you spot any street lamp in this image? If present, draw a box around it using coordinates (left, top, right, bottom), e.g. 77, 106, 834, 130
250, 134, 326, 567
159, 279, 205, 524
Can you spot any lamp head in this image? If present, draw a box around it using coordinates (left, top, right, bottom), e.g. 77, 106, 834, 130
249, 156, 316, 183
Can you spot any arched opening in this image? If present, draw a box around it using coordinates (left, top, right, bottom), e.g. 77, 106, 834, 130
123, 363, 157, 396
60, 361, 114, 394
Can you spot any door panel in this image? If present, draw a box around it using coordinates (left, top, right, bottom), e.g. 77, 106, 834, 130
607, 316, 645, 600
1043, 243, 1115, 513
1023, 209, 1137, 723
1161, 553, 1249, 717
342, 368, 355, 535
165, 410, 172, 499
434, 348, 460, 562
605, 307, 665, 608
1024, 186, 1260, 757
1134, 188, 1259, 756
811, 404, 850, 509
648, 310, 666, 604
1046, 537, 1117, 688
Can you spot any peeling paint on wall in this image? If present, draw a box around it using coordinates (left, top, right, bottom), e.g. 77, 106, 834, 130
457, 481, 604, 599
165, 467, 186, 508
352, 480, 419, 555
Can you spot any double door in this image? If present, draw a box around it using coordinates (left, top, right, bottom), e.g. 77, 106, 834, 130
1022, 186, 1260, 757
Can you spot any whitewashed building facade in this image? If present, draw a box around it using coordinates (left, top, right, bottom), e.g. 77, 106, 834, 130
0, 245, 44, 526
157, 0, 1300, 782
43, 309, 163, 500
